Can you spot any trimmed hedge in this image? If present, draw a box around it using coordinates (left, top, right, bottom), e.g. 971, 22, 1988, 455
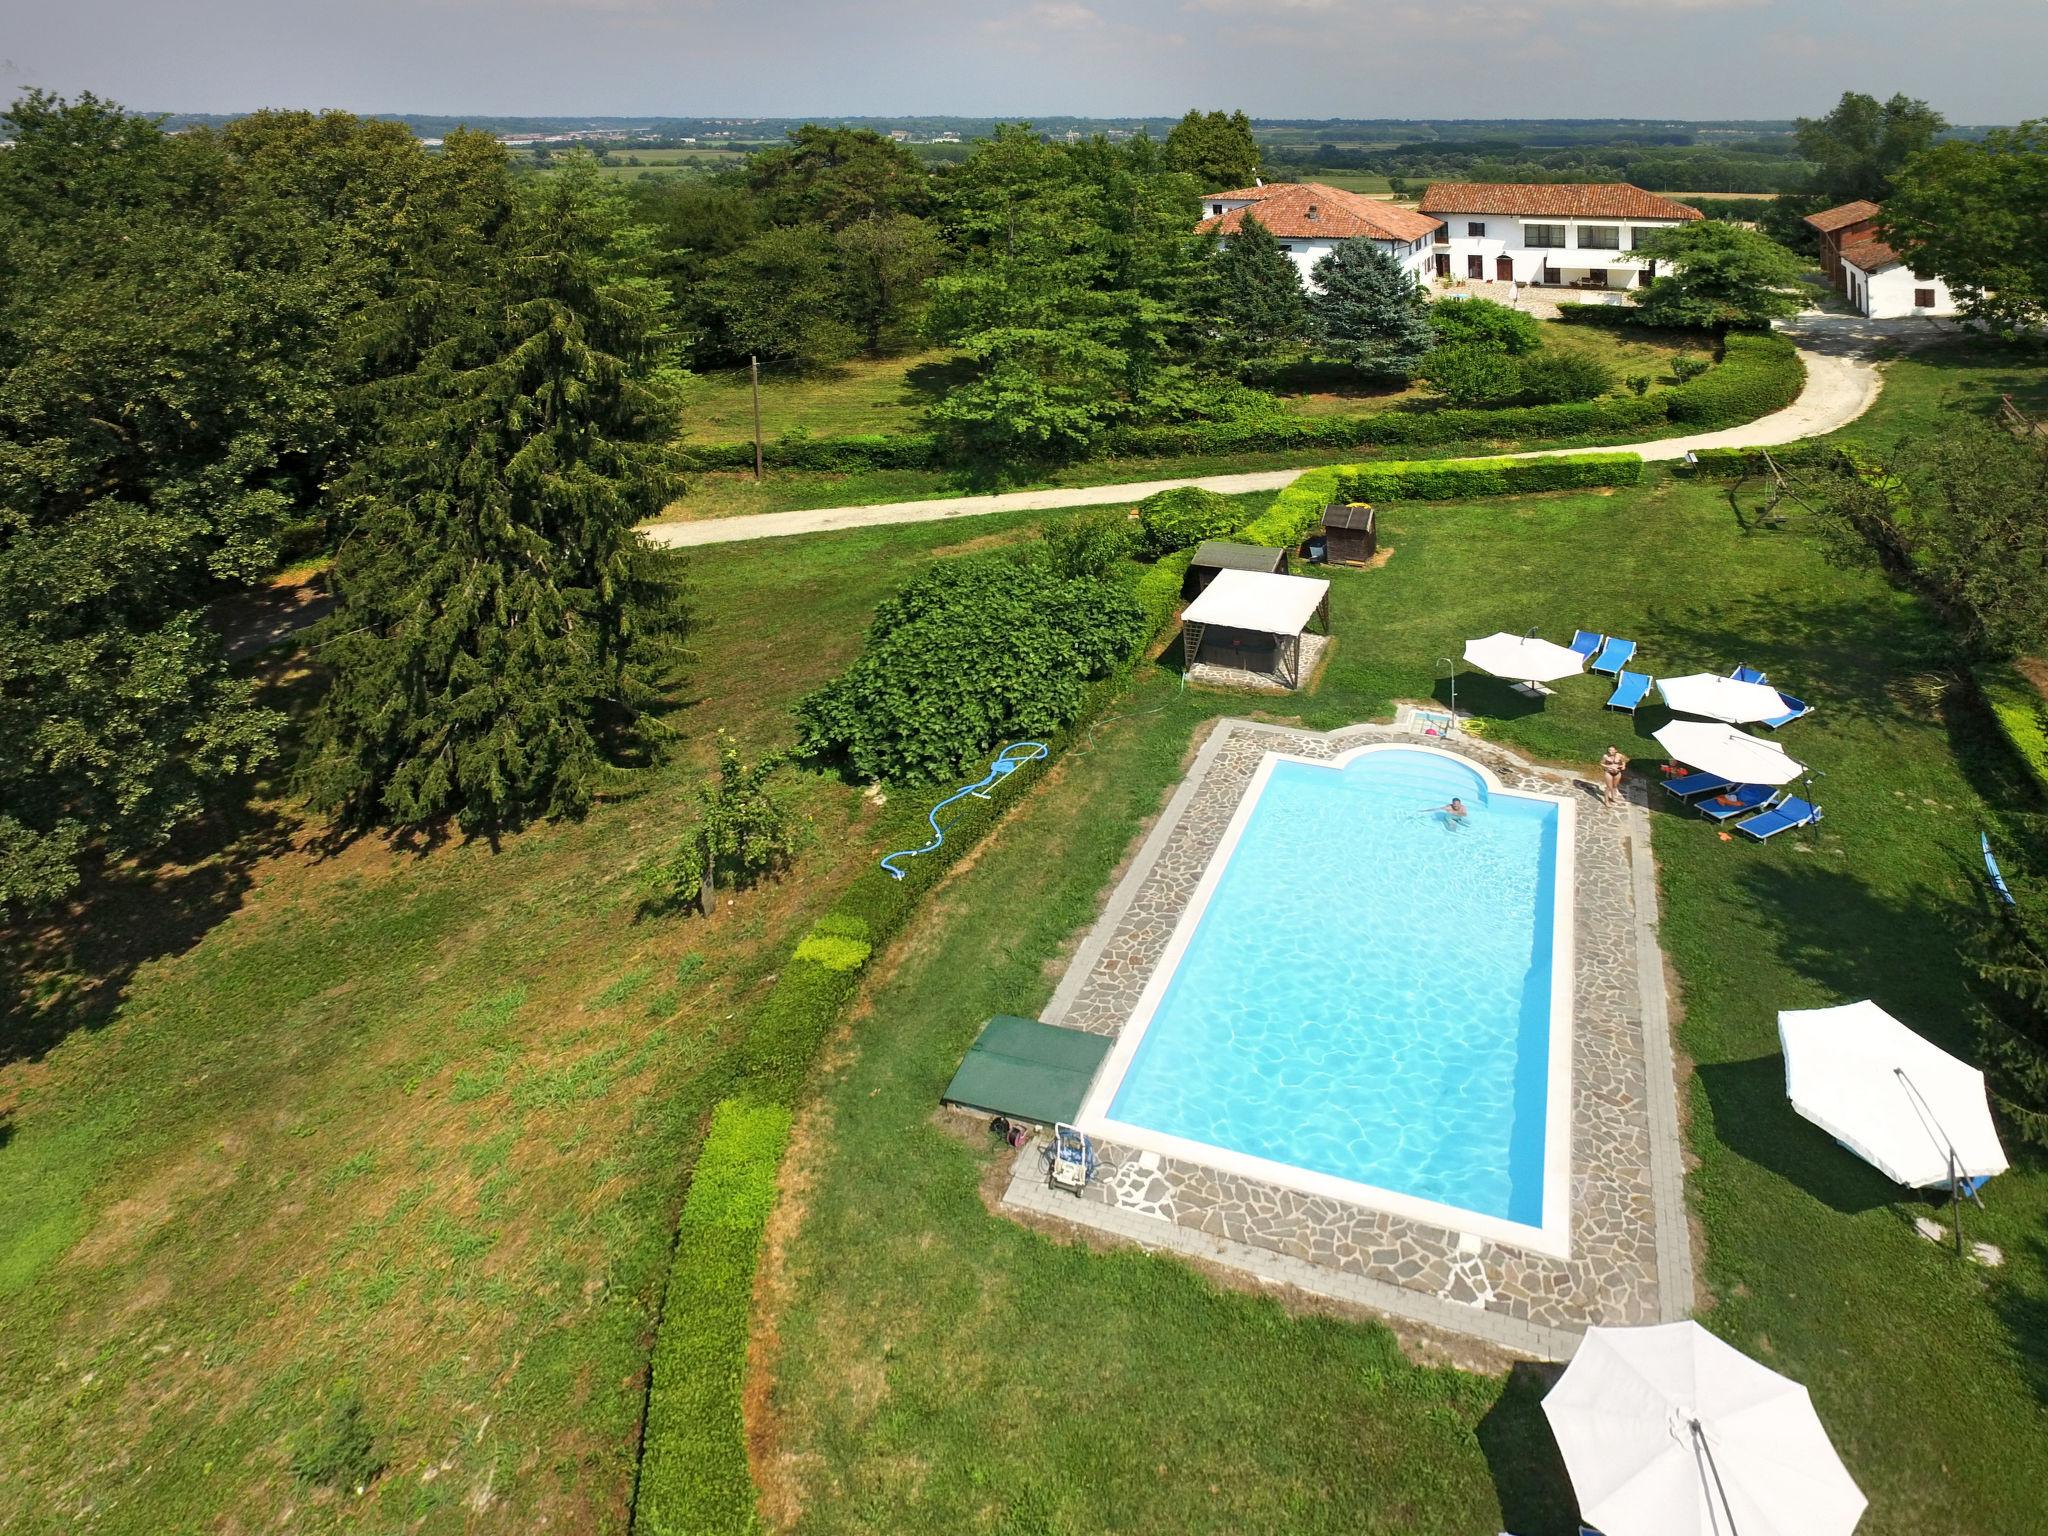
634, 1099, 792, 1536
1334, 452, 1641, 502
1550, 302, 1644, 329
1677, 441, 1843, 477
1977, 663, 2048, 799
1102, 394, 1668, 459
1664, 332, 1804, 429
679, 432, 943, 474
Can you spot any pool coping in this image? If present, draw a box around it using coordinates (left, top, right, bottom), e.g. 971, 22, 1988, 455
1013, 715, 1695, 1361
1071, 741, 1579, 1258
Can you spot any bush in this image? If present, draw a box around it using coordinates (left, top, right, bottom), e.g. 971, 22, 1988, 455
1671, 353, 1710, 382
677, 430, 943, 473
1136, 485, 1243, 557
1416, 343, 1524, 407
1334, 452, 1642, 502
1665, 333, 1804, 429
1042, 507, 1139, 579
634, 1099, 792, 1536
1551, 302, 1641, 329
796, 550, 1149, 783
1515, 349, 1616, 405
1427, 296, 1543, 355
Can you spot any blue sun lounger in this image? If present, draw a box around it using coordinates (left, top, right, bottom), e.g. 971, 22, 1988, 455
1731, 663, 1769, 685
1569, 629, 1605, 658
1761, 692, 1810, 729
1591, 637, 1636, 675
1605, 670, 1653, 712
1737, 796, 1822, 840
1700, 784, 1779, 822
1663, 771, 1733, 800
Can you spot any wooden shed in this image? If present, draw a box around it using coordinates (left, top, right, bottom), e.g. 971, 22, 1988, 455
1321, 503, 1376, 566
1183, 540, 1289, 599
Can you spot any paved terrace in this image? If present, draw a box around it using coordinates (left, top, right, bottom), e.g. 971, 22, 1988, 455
1000, 717, 1693, 1362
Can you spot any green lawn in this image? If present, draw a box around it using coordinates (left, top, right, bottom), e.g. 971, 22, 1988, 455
678, 352, 961, 444
0, 510, 1049, 1533
757, 475, 2048, 1533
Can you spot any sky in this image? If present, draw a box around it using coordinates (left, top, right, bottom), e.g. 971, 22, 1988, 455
1, 0, 2044, 124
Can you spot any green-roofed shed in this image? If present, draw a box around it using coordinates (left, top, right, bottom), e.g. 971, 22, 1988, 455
941, 1015, 1111, 1128
1184, 540, 1289, 598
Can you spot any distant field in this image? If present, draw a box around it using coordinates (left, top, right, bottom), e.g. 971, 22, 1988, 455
1671, 189, 1783, 200
524, 145, 753, 180
1294, 170, 1397, 195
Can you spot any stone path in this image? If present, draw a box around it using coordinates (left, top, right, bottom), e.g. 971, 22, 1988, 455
643, 314, 1912, 550
1002, 716, 1694, 1361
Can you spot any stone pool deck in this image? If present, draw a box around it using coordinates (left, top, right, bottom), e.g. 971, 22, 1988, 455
999, 715, 1693, 1361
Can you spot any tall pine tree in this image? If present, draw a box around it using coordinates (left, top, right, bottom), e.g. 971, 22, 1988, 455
1211, 212, 1309, 365
1308, 239, 1436, 378
304, 160, 688, 833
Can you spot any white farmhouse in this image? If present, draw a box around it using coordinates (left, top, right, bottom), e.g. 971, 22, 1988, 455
1840, 239, 1958, 320
1196, 182, 1442, 290
1416, 183, 1704, 292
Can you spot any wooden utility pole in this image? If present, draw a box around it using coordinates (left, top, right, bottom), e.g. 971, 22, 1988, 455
749, 355, 764, 482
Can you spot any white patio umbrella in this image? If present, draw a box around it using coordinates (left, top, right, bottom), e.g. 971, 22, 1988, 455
1462, 632, 1586, 695
1653, 721, 1805, 786
1778, 1000, 2008, 1189
1543, 1321, 1867, 1536
1658, 673, 1791, 724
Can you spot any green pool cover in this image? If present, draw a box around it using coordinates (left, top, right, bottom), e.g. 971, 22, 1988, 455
941, 1015, 1111, 1127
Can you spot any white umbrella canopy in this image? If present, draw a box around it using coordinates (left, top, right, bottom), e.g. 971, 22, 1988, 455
1779, 1000, 2009, 1187
1543, 1322, 1868, 1536
1653, 721, 1805, 785
1462, 632, 1587, 686
1658, 673, 1791, 724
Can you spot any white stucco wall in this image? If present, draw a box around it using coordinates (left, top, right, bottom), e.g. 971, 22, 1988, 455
1843, 258, 1957, 319
1425, 210, 1692, 289
1216, 232, 1436, 292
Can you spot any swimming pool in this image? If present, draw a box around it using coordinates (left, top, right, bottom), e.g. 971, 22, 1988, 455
1076, 743, 1576, 1256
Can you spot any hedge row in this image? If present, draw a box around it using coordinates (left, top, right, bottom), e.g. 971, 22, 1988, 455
1676, 440, 1843, 477
1332, 451, 1642, 502
679, 431, 943, 473
1550, 302, 1643, 329
634, 1100, 791, 1536
1977, 663, 2048, 800
1664, 332, 1805, 429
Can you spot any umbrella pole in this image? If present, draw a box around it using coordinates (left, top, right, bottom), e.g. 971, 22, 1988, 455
1898, 1067, 1967, 1259
1952, 1147, 1963, 1259
1690, 1418, 1741, 1536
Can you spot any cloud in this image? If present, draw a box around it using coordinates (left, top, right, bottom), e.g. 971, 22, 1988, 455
982, 2, 1187, 53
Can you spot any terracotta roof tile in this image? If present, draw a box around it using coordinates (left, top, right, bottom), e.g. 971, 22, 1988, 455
1416, 182, 1703, 221
1197, 182, 1442, 244
1804, 199, 1882, 233
1843, 240, 1903, 274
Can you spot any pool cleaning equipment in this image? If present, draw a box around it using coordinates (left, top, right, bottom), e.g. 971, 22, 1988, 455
1045, 1123, 1098, 1197
879, 741, 1049, 881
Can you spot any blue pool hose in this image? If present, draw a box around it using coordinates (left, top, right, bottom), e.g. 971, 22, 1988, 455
880, 741, 1050, 880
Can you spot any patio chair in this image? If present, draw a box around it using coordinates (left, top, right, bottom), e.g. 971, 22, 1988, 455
1736, 796, 1822, 841
1591, 636, 1637, 675
1662, 771, 1733, 800
1605, 670, 1653, 712
1699, 785, 1780, 822
1568, 629, 1605, 658
1730, 663, 1769, 685
1760, 692, 1811, 729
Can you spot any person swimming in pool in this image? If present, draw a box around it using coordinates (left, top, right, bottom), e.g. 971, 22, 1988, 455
1427, 797, 1470, 826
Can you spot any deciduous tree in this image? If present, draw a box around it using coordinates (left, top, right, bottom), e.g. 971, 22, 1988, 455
1884, 122, 2048, 334
1165, 109, 1259, 190
1630, 221, 1808, 329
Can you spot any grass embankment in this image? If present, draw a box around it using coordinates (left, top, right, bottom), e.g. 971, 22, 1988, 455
757, 474, 2048, 1534
0, 510, 1056, 1533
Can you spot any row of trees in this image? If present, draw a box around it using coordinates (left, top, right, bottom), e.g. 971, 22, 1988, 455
1, 93, 688, 921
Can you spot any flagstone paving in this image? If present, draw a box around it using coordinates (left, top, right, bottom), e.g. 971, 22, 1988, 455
1001, 715, 1693, 1360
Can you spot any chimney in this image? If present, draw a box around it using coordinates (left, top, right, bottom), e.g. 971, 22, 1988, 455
1254, 176, 1263, 187
1307, 203, 1319, 221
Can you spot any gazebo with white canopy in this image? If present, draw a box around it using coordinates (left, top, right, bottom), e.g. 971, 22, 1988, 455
1180, 568, 1331, 689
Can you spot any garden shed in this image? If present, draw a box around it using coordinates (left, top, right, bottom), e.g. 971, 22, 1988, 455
1180, 568, 1332, 690
1321, 503, 1376, 566
1182, 540, 1290, 599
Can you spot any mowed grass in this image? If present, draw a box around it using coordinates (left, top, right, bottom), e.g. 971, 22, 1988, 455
678, 352, 960, 444
0, 511, 1047, 1533
758, 474, 2048, 1533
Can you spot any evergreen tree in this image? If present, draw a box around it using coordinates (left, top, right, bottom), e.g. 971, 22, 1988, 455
1307, 239, 1435, 377
1970, 815, 2048, 1146
304, 162, 688, 833
1211, 212, 1309, 364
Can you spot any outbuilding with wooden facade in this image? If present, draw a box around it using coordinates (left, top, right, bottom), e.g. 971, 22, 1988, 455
1183, 540, 1290, 599
1321, 503, 1376, 566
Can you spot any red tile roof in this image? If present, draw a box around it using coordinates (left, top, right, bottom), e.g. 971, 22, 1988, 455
1804, 199, 1882, 233
1197, 182, 1442, 244
1417, 182, 1703, 221
1843, 240, 1904, 274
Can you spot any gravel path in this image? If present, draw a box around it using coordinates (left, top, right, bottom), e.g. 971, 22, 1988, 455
644, 315, 1922, 551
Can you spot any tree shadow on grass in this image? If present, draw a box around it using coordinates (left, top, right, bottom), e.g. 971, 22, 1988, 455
1476, 1358, 1577, 1536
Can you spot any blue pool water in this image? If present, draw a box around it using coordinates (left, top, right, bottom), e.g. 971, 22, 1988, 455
1105, 749, 1561, 1227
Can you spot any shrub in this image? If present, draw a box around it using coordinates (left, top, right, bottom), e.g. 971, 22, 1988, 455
1627, 374, 1651, 396
796, 551, 1148, 783
1334, 452, 1642, 502
678, 431, 943, 474
1665, 333, 1804, 429
647, 734, 796, 915
1515, 349, 1616, 405
1550, 302, 1642, 329
1416, 343, 1524, 407
1427, 296, 1543, 355
634, 1099, 792, 1536
1136, 485, 1243, 557
290, 1386, 384, 1493
1671, 353, 1710, 382
1042, 507, 1139, 579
